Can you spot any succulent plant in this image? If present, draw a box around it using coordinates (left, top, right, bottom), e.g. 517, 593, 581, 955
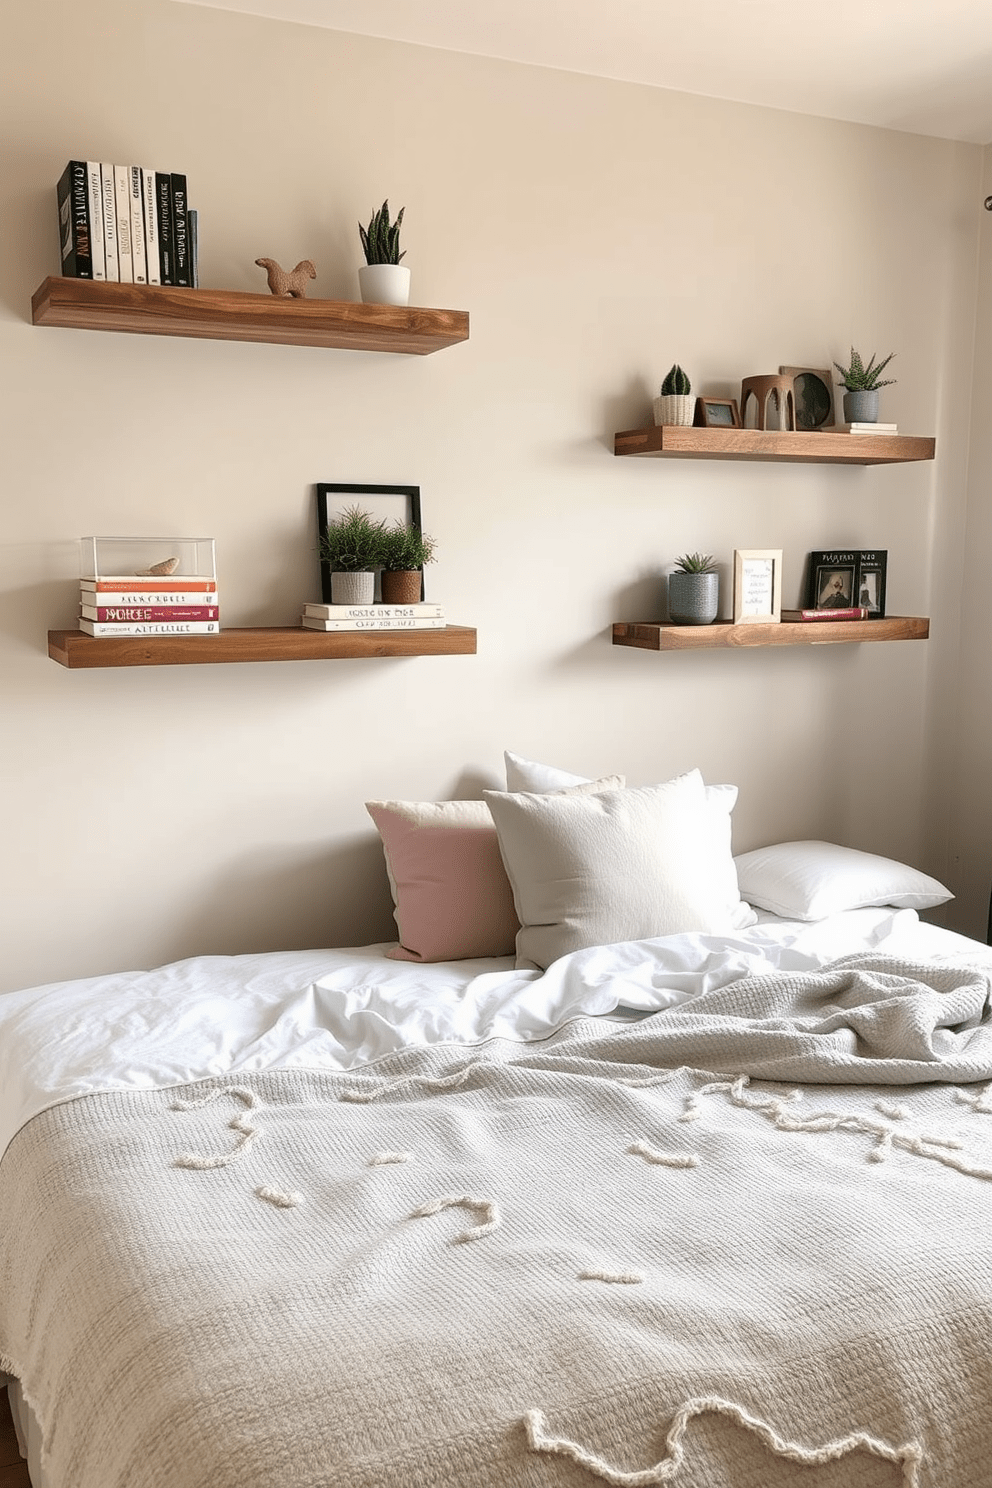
661, 364, 692, 397
833, 347, 896, 391
359, 200, 406, 266
674, 552, 717, 574
379, 522, 438, 572
318, 505, 389, 572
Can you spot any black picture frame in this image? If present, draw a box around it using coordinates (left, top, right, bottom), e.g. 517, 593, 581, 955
806, 548, 888, 615
806, 549, 858, 611
854, 550, 887, 617
315, 483, 422, 604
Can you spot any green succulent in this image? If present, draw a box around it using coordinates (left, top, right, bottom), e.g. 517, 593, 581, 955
379, 522, 438, 573
661, 364, 692, 396
359, 200, 406, 266
833, 347, 896, 391
674, 552, 717, 574
318, 505, 389, 572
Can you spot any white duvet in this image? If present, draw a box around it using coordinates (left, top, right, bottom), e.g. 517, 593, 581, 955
0, 908, 988, 1162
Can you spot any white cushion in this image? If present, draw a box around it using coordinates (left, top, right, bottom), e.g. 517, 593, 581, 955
733, 840, 953, 922
503, 752, 754, 932
484, 769, 742, 971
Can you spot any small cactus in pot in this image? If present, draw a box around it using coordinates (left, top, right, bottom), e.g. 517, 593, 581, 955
668, 552, 719, 626
654, 364, 696, 427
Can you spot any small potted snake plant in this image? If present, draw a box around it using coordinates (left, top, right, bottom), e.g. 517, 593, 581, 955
668, 552, 719, 626
358, 199, 410, 306
654, 364, 696, 428
833, 347, 896, 425
379, 521, 438, 604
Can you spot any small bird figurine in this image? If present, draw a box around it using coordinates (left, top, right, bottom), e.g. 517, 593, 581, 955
254, 257, 316, 298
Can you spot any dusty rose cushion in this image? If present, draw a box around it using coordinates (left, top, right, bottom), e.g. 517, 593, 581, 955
366, 777, 623, 963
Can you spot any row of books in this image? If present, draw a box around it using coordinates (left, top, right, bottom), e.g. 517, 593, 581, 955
301, 602, 445, 632
79, 575, 219, 636
57, 160, 198, 287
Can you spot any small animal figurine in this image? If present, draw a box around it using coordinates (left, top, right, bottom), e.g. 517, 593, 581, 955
135, 557, 180, 576
254, 257, 316, 298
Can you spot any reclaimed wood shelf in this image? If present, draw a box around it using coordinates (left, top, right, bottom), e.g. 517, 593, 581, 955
31, 278, 469, 355
613, 617, 929, 651
48, 625, 478, 669
614, 425, 935, 465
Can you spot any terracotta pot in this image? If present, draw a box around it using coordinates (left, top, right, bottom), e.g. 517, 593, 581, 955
380, 569, 423, 604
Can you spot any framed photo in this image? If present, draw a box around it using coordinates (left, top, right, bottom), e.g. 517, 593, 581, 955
695, 397, 742, 429
806, 549, 858, 611
315, 482, 422, 604
733, 548, 783, 624
854, 550, 887, 617
779, 366, 835, 430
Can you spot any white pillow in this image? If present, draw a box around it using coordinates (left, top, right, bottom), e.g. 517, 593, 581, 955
484, 769, 742, 971
503, 751, 755, 932
733, 840, 953, 922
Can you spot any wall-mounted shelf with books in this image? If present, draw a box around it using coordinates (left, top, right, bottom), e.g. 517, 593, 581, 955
48, 625, 478, 669
31, 278, 470, 355
612, 617, 930, 651
613, 426, 935, 465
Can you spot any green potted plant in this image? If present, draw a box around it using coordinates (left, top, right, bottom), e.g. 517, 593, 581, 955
654, 364, 696, 428
833, 347, 896, 424
379, 521, 437, 604
669, 552, 719, 626
318, 505, 389, 605
358, 199, 410, 306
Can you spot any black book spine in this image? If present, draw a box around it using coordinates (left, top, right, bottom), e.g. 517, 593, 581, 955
56, 160, 92, 278
156, 171, 174, 285
171, 174, 189, 286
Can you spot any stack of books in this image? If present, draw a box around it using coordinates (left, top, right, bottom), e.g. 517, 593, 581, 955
57, 160, 198, 287
80, 575, 220, 636
831, 422, 898, 436
301, 601, 445, 632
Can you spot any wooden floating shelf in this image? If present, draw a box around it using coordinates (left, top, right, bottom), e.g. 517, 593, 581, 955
612, 617, 930, 651
48, 625, 478, 669
614, 425, 935, 465
31, 278, 469, 355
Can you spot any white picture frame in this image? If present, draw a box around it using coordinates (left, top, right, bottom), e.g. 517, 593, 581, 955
733, 548, 783, 624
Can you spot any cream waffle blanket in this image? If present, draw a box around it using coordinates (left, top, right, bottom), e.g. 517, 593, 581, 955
2, 953, 992, 1488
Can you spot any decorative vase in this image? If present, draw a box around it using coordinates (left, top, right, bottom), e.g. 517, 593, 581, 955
653, 394, 696, 428
330, 571, 375, 605
380, 569, 422, 604
668, 571, 719, 626
358, 264, 411, 307
842, 389, 879, 424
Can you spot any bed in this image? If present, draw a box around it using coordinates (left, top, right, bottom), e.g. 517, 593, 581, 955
2, 756, 990, 1488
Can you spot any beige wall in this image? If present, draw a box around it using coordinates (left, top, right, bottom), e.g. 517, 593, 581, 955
0, 0, 986, 992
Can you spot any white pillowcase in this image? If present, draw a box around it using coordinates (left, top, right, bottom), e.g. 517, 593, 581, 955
485, 769, 744, 971
503, 751, 755, 932
733, 840, 953, 922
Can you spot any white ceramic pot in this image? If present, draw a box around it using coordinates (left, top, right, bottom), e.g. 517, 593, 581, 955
330, 571, 375, 605
653, 394, 696, 427
358, 264, 411, 306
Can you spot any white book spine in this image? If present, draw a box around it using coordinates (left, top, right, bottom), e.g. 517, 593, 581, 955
100, 165, 119, 281
79, 589, 220, 606
301, 616, 445, 632
113, 164, 133, 283
303, 602, 443, 619
86, 162, 106, 279
129, 166, 147, 284
80, 621, 220, 636
141, 168, 161, 284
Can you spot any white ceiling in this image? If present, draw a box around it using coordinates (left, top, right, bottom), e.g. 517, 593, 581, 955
176, 0, 992, 145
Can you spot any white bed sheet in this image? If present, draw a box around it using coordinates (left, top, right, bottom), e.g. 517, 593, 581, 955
0, 907, 988, 1162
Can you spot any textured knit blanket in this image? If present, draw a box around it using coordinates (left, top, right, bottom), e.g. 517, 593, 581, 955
2, 952, 992, 1488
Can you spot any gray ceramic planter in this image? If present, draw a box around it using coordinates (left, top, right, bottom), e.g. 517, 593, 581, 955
668, 571, 719, 625
842, 389, 880, 423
